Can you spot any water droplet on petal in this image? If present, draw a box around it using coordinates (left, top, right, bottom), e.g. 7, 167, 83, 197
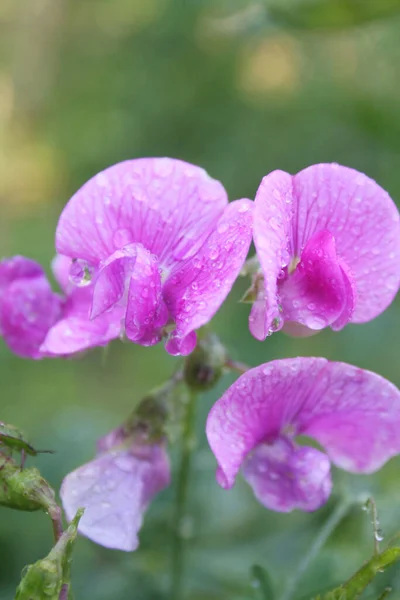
153, 158, 174, 177
209, 248, 219, 261
272, 189, 281, 200
193, 258, 202, 269
69, 259, 93, 287
96, 172, 109, 187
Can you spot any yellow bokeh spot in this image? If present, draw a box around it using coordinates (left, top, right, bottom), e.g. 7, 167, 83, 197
0, 123, 64, 216
238, 35, 301, 98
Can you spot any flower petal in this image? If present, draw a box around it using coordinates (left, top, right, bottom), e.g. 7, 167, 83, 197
292, 164, 400, 322
125, 247, 168, 345
0, 264, 62, 359
163, 199, 253, 356
90, 243, 168, 346
206, 358, 400, 489
243, 437, 332, 512
91, 245, 141, 319
0, 256, 43, 289
251, 171, 293, 340
280, 230, 355, 330
40, 311, 121, 356
51, 254, 73, 294
61, 444, 170, 551
56, 158, 227, 267
298, 362, 400, 473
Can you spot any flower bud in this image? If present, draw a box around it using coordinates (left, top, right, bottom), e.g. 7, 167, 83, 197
183, 332, 228, 391
14, 509, 83, 599
0, 455, 58, 515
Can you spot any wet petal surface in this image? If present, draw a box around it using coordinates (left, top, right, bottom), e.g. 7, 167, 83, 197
243, 437, 332, 512
280, 230, 355, 330
251, 170, 293, 339
56, 158, 227, 267
163, 199, 253, 355
61, 443, 170, 551
206, 358, 400, 492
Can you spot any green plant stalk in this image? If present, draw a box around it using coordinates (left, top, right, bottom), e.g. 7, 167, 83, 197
321, 547, 400, 600
170, 389, 198, 600
280, 500, 350, 600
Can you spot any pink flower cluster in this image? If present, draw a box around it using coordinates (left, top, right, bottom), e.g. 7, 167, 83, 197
1, 158, 399, 551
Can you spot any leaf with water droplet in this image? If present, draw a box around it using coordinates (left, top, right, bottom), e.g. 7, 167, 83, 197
250, 564, 274, 599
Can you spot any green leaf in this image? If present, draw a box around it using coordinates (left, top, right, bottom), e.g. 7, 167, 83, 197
250, 564, 275, 600
14, 509, 84, 600
268, 0, 400, 30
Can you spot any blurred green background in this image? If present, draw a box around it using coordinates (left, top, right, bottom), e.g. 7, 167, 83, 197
1, 0, 400, 598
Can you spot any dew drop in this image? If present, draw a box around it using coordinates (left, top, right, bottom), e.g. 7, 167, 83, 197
69, 259, 93, 287
209, 248, 219, 261
193, 258, 202, 269
96, 172, 108, 187
217, 222, 229, 234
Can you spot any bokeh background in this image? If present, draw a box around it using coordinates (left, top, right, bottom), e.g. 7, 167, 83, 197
1, 0, 400, 598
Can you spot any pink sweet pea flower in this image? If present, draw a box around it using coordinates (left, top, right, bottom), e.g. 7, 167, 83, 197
0, 255, 120, 358
55, 158, 253, 355
60, 427, 170, 551
249, 164, 400, 339
206, 358, 400, 512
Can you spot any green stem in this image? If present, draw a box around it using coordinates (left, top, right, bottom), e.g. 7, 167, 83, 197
225, 359, 250, 375
280, 499, 350, 600
170, 389, 198, 600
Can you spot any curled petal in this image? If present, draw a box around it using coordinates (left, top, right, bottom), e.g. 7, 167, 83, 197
91, 246, 140, 319
56, 158, 227, 266
251, 171, 293, 339
280, 230, 355, 330
292, 164, 400, 322
163, 199, 253, 355
91, 244, 167, 346
61, 443, 170, 551
243, 437, 332, 512
0, 263, 62, 359
206, 358, 400, 490
125, 248, 168, 345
